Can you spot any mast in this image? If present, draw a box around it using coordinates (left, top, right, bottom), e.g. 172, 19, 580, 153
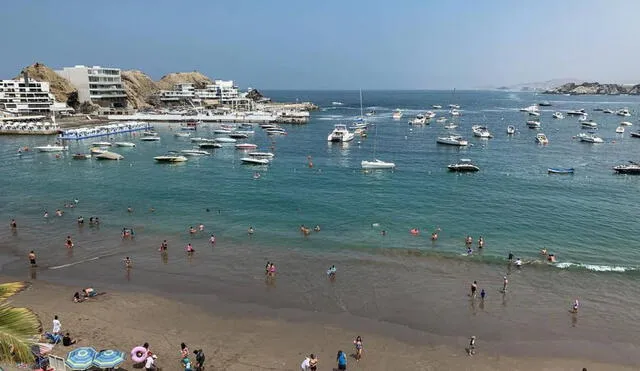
359, 89, 363, 119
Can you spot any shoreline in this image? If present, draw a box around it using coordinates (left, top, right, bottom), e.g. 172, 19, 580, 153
3, 279, 632, 371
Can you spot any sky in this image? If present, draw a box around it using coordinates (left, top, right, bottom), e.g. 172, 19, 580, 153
2, 0, 640, 89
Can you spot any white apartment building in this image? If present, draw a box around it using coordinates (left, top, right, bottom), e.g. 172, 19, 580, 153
56, 65, 127, 109
158, 83, 196, 102
157, 79, 251, 109
0, 75, 70, 115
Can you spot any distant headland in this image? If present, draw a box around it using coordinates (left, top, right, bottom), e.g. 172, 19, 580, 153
543, 82, 640, 95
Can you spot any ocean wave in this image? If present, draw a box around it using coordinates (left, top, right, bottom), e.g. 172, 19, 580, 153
555, 262, 635, 272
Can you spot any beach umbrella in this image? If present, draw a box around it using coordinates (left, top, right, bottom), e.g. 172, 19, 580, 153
65, 347, 97, 370
92, 349, 126, 369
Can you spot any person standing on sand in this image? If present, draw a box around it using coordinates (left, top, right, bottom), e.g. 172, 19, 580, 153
10, 219, 17, 228
124, 257, 132, 269
336, 350, 347, 370
572, 299, 580, 313
308, 354, 318, 371
65, 236, 74, 248
209, 234, 216, 245
52, 315, 61, 335
300, 355, 310, 371
28, 251, 36, 267
503, 276, 508, 292
480, 289, 486, 300
508, 252, 514, 261
470, 281, 478, 298
160, 240, 168, 251
353, 336, 363, 360
180, 342, 189, 359
468, 336, 476, 355
193, 349, 205, 371
269, 263, 276, 277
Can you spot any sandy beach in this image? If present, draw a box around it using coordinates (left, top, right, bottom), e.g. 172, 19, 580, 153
0, 280, 632, 371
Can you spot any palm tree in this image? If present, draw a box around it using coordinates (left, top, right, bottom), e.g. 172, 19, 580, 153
0, 282, 41, 364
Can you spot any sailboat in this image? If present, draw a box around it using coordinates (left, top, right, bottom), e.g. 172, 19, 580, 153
361, 123, 395, 170
353, 89, 368, 127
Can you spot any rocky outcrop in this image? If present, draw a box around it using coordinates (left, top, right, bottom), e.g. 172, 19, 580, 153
16, 63, 77, 103
246, 89, 266, 102
156, 72, 212, 90
544, 82, 640, 95
120, 70, 157, 109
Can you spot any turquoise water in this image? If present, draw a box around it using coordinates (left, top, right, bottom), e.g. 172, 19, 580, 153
1, 90, 640, 273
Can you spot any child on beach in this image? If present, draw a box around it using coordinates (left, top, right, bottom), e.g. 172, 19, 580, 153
353, 336, 363, 360
10, 219, 17, 228
572, 299, 580, 313
209, 234, 215, 245
65, 236, 74, 248
468, 336, 476, 355
186, 243, 195, 254
160, 240, 168, 251
124, 257, 132, 269
470, 281, 478, 298
268, 263, 276, 277
28, 251, 36, 267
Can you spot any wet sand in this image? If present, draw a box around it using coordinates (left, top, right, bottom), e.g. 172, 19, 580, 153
4, 280, 631, 371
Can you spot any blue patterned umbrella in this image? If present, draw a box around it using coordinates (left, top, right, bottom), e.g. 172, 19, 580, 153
65, 347, 97, 370
93, 349, 126, 369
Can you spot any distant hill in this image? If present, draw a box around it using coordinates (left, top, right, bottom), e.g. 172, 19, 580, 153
484, 78, 582, 92
544, 82, 640, 95
16, 63, 77, 103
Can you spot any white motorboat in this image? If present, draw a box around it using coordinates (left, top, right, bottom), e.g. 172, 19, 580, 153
180, 149, 210, 156
617, 108, 631, 117
190, 137, 208, 143
432, 105, 443, 109
91, 141, 112, 147
332, 101, 344, 106
449, 109, 461, 116
198, 143, 222, 149
448, 159, 479, 172
361, 159, 396, 170
114, 142, 136, 147
140, 136, 161, 141
620, 121, 633, 126
174, 132, 191, 137
154, 155, 188, 162
94, 151, 124, 160
72, 153, 91, 160
437, 135, 468, 146
526, 120, 541, 129
616, 126, 625, 134
424, 111, 436, 119
266, 128, 287, 136
234, 130, 255, 135
228, 132, 249, 139
248, 152, 275, 158
392, 109, 403, 120
472, 125, 493, 138
567, 109, 587, 116
241, 157, 270, 165
507, 125, 516, 134
214, 137, 237, 143
36, 144, 68, 152
520, 105, 539, 114
213, 129, 232, 134
235, 143, 258, 150
535, 133, 549, 145
552, 112, 564, 119
143, 131, 159, 136
90, 147, 106, 155
444, 123, 458, 130
327, 124, 355, 142
408, 114, 427, 125
436, 117, 447, 123
449, 104, 460, 109
539, 101, 552, 107
579, 133, 604, 143
528, 111, 541, 117
603, 109, 614, 114
581, 121, 598, 129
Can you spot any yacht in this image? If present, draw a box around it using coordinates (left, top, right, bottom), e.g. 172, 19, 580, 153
408, 114, 427, 125
327, 124, 355, 142
507, 125, 516, 134
578, 133, 604, 143
448, 159, 479, 172
235, 143, 258, 150
424, 111, 436, 119
36, 144, 68, 152
630, 130, 640, 138
437, 135, 469, 146
449, 104, 460, 109
140, 136, 161, 141
361, 159, 396, 170
174, 132, 191, 138
215, 137, 237, 144
241, 157, 270, 165
613, 162, 640, 174
392, 109, 403, 120
94, 151, 124, 160
620, 121, 633, 126
528, 111, 541, 117
581, 121, 598, 129
472, 125, 493, 138
248, 152, 275, 158
114, 142, 136, 147
213, 129, 232, 134
617, 108, 631, 117
154, 155, 188, 163
603, 108, 614, 114
331, 101, 344, 106
432, 105, 442, 109
449, 109, 461, 116
567, 109, 587, 116
444, 122, 458, 130
552, 112, 564, 119
616, 126, 625, 134
535, 133, 549, 145
520, 105, 539, 114
538, 101, 552, 107
526, 120, 541, 129
179, 149, 210, 156
228, 132, 249, 139
436, 117, 447, 123
198, 142, 222, 149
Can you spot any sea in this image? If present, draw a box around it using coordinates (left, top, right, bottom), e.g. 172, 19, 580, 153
1, 90, 640, 363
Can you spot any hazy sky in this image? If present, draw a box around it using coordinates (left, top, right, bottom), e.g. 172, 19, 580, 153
2, 0, 639, 89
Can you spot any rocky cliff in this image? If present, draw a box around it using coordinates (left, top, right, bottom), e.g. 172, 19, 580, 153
544, 82, 640, 95
16, 63, 77, 103
156, 72, 213, 90
120, 70, 157, 109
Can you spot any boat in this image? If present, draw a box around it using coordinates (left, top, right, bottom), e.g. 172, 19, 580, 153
213, 129, 232, 134
35, 144, 68, 152
234, 130, 255, 135
616, 126, 625, 134
449, 104, 460, 109
603, 109, 614, 114
174, 132, 191, 137
432, 105, 442, 109
548, 168, 574, 174
520, 105, 539, 114
424, 111, 436, 119
578, 133, 604, 143
617, 108, 631, 117
472, 125, 493, 138
198, 142, 222, 149
241, 157, 270, 165
266, 128, 287, 136
613, 162, 640, 174
631, 131, 640, 138
392, 109, 403, 120
444, 123, 458, 130
72, 153, 91, 160
140, 136, 161, 141
143, 130, 158, 136
408, 114, 427, 125
94, 151, 124, 160
581, 121, 598, 129
365, 110, 376, 116
620, 121, 633, 126
90, 147, 106, 155
154, 155, 188, 163
228, 132, 249, 139
594, 108, 604, 112
448, 159, 479, 172
180, 149, 210, 156
552, 112, 564, 119
235, 143, 258, 150
248, 152, 275, 158
91, 141, 112, 147
214, 137, 237, 143
437, 135, 468, 146
567, 109, 587, 116
528, 111, 541, 117
449, 109, 461, 116
58, 121, 151, 140
526, 120, 541, 129
539, 101, 552, 107
507, 125, 516, 134
361, 159, 396, 170
535, 133, 549, 144
327, 124, 355, 142
114, 142, 136, 147
331, 101, 344, 106
436, 117, 447, 123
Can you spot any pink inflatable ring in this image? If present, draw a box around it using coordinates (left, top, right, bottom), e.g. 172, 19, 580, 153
131, 346, 147, 363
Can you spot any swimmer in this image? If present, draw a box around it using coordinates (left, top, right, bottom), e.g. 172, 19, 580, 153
77, 216, 84, 224
431, 232, 438, 240
253, 172, 261, 179
55, 209, 63, 217
410, 228, 419, 235
89, 217, 94, 224
572, 299, 580, 313
10, 219, 17, 228
150, 207, 155, 212
478, 236, 484, 249
508, 252, 514, 261
265, 261, 270, 275
515, 258, 523, 268
127, 207, 133, 213
465, 235, 473, 245
541, 248, 548, 255
381, 230, 386, 236
159, 240, 168, 251
248, 226, 255, 235
547, 254, 556, 263
314, 225, 321, 232
268, 263, 276, 277
43, 211, 49, 218
199, 224, 204, 232
65, 236, 74, 248
28, 251, 37, 267
185, 243, 195, 253
123, 256, 132, 268
467, 247, 473, 255
209, 234, 216, 245
189, 226, 197, 234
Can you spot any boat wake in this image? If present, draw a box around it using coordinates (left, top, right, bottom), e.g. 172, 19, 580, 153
555, 262, 635, 272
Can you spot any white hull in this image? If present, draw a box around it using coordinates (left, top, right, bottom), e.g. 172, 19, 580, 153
235, 144, 258, 150
507, 125, 516, 134
95, 151, 124, 160
327, 124, 355, 142
140, 136, 161, 141
114, 142, 136, 147
616, 126, 625, 134
36, 145, 68, 152
241, 157, 270, 165
214, 137, 237, 143
154, 155, 188, 162
180, 149, 210, 156
248, 152, 275, 158
437, 136, 468, 146
361, 159, 396, 169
